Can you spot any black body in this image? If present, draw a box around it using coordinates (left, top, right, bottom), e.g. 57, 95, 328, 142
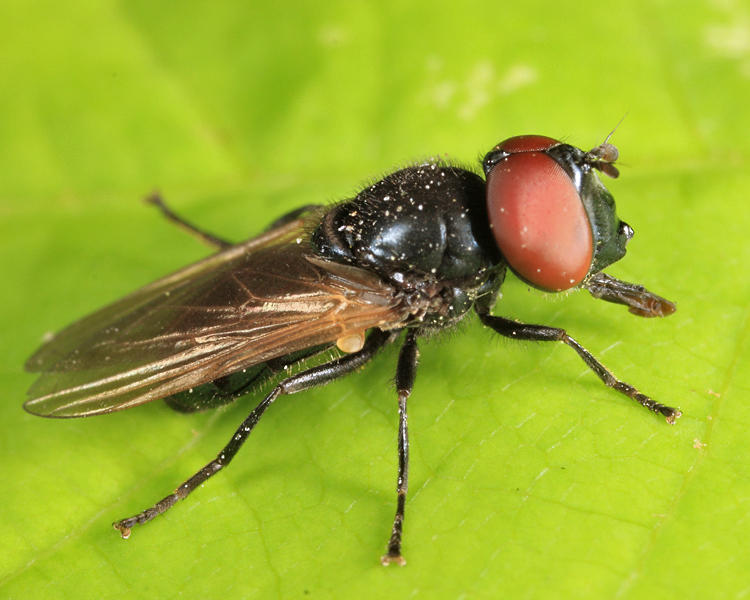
312, 163, 503, 328
165, 163, 504, 414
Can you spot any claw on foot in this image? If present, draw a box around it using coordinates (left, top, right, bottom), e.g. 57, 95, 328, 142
381, 553, 406, 566
665, 409, 682, 425
113, 522, 131, 539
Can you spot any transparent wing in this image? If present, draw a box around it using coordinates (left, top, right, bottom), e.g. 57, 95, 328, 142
25, 209, 408, 417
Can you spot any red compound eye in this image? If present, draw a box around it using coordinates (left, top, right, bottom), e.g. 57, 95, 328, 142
496, 134, 560, 153
486, 138, 593, 291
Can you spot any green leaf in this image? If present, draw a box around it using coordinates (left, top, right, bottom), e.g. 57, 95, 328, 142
2, 1, 748, 598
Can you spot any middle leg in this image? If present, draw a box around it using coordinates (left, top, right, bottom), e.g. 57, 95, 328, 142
381, 329, 419, 566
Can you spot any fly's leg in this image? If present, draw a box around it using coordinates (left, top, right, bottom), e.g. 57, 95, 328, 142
263, 204, 324, 231
164, 345, 332, 413
381, 330, 418, 566
476, 310, 681, 423
585, 272, 676, 318
145, 192, 233, 250
113, 329, 398, 538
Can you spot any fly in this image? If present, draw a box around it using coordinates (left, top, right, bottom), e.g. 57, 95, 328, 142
24, 135, 679, 565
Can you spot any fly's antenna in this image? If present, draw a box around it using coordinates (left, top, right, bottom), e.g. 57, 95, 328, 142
586, 114, 628, 179
603, 112, 628, 145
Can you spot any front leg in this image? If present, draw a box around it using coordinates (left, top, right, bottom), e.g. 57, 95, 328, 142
585, 272, 676, 317
476, 309, 681, 424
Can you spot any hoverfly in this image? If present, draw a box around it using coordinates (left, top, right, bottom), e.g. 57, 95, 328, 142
24, 135, 679, 565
